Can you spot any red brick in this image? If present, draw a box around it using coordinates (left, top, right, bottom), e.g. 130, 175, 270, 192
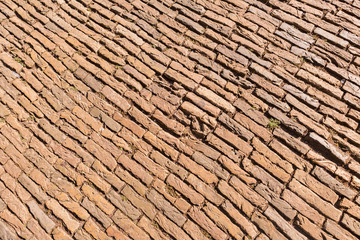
289, 179, 341, 221
138, 216, 170, 240
264, 207, 307, 240
164, 68, 197, 90
144, 131, 179, 161
147, 189, 185, 225
106, 225, 131, 240
179, 153, 218, 184
1, 188, 30, 223
133, 151, 168, 180
174, 197, 191, 213
118, 154, 154, 186
215, 126, 252, 155
122, 185, 157, 220
27, 218, 52, 240
150, 151, 188, 180
84, 219, 112, 240
72, 106, 102, 131
251, 211, 287, 240
325, 219, 358, 240
84, 139, 117, 170
206, 133, 243, 162
222, 200, 259, 238
101, 86, 131, 112
183, 220, 209, 240
115, 166, 148, 196
91, 132, 122, 158
217, 180, 254, 217
295, 214, 334, 240
5, 144, 32, 174
180, 101, 217, 127
192, 151, 229, 180
157, 130, 193, 156
218, 155, 256, 185
155, 212, 191, 240
166, 174, 204, 205
45, 198, 80, 234
188, 206, 227, 240
117, 127, 151, 155
112, 210, 150, 240
0, 209, 33, 239
88, 54, 115, 75
185, 92, 220, 117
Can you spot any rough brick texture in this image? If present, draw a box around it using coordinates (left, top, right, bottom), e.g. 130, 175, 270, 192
0, 0, 358, 239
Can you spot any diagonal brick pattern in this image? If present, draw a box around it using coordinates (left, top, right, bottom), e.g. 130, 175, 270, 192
0, 0, 359, 239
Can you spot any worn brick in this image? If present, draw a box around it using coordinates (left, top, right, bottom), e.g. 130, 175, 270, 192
268, 107, 307, 136
45, 198, 80, 234
273, 128, 310, 155
147, 189, 185, 226
84, 219, 111, 240
150, 151, 188, 180
82, 183, 115, 215
251, 211, 287, 240
107, 190, 141, 221
101, 86, 131, 112
341, 213, 360, 237
187, 173, 223, 205
234, 113, 272, 143
166, 174, 204, 205
27, 200, 55, 233
325, 219, 358, 240
206, 133, 243, 162
164, 68, 197, 90
289, 179, 342, 221
183, 220, 209, 240
122, 185, 157, 220
179, 153, 218, 184
84, 139, 117, 171
242, 158, 283, 194
152, 110, 185, 136
138, 216, 170, 240
188, 206, 227, 240
218, 180, 254, 217
115, 166, 148, 197
1, 188, 29, 223
133, 151, 168, 180
313, 166, 356, 199
256, 184, 296, 220
155, 212, 191, 240
144, 131, 178, 161
265, 206, 307, 240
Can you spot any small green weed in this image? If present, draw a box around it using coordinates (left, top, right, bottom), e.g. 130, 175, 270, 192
166, 185, 178, 198
13, 56, 25, 66
268, 118, 280, 129
70, 86, 79, 92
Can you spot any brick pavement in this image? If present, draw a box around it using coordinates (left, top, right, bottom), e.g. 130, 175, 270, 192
0, 0, 359, 239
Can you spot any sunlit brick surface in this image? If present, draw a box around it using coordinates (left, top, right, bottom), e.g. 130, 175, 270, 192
0, 0, 359, 239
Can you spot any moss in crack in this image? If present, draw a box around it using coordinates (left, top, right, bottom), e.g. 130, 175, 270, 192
200, 229, 213, 239
165, 185, 179, 198
267, 118, 280, 130
13, 56, 25, 66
